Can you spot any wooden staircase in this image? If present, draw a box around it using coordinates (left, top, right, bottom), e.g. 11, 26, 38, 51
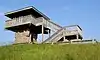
42, 28, 65, 43
42, 25, 83, 43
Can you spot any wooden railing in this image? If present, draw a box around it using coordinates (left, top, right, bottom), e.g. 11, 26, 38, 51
50, 26, 82, 43
64, 25, 82, 37
33, 17, 44, 26
5, 16, 63, 32
77, 27, 82, 36
42, 28, 64, 43
5, 15, 33, 28
5, 19, 31, 28
5, 15, 44, 28
42, 25, 83, 43
37, 17, 62, 32
51, 29, 64, 43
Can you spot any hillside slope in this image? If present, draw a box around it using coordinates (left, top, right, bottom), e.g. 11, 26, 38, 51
0, 43, 100, 60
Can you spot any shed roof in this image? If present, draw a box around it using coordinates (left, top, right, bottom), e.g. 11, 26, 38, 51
5, 6, 50, 20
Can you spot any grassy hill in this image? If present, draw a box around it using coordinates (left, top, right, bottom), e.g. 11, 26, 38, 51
0, 43, 100, 60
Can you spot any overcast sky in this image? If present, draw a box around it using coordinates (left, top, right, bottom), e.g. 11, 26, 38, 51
0, 0, 100, 43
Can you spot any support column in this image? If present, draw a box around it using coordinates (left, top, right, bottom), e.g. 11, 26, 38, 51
42, 24, 44, 42
76, 34, 79, 40
63, 30, 65, 41
63, 36, 65, 41
49, 30, 51, 38
42, 18, 44, 42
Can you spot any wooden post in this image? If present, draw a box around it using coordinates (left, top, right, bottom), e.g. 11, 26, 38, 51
64, 36, 65, 41
49, 30, 50, 38
76, 26, 79, 40
63, 29, 65, 41
42, 18, 44, 42
76, 34, 78, 40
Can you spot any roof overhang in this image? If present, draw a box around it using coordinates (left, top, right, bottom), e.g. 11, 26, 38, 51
5, 6, 50, 20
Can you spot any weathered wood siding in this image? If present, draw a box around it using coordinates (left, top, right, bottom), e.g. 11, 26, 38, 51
5, 15, 38, 28
31, 17, 43, 26
35, 17, 62, 32
43, 25, 82, 43
64, 26, 82, 37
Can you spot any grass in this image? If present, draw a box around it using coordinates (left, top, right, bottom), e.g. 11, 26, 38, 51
0, 43, 100, 60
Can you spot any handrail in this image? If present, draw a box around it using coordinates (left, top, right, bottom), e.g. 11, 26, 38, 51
42, 25, 82, 43
64, 25, 82, 31
39, 17, 62, 29
5, 20, 12, 22
42, 27, 65, 43
65, 25, 82, 36
5, 15, 33, 27
47, 19, 63, 28
51, 29, 64, 43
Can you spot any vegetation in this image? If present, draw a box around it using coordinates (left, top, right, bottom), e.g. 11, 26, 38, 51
0, 43, 100, 60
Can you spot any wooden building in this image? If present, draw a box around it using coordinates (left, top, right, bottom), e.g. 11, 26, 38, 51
5, 6, 83, 44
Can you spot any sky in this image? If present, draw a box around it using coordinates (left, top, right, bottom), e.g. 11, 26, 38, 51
0, 0, 100, 43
